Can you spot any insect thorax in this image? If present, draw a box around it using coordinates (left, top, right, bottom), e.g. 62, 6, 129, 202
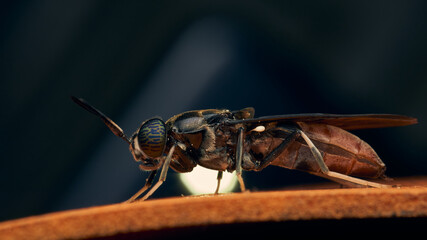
167, 109, 241, 172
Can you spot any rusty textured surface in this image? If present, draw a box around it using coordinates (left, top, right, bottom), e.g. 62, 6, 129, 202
0, 178, 426, 240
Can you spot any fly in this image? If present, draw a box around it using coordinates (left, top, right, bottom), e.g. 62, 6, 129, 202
71, 96, 418, 202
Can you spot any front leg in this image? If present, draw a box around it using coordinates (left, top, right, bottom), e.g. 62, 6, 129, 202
138, 144, 176, 201
124, 170, 157, 203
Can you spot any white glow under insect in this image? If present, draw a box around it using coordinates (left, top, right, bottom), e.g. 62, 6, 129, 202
179, 166, 237, 194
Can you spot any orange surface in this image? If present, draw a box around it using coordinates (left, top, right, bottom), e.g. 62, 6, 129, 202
0, 178, 426, 240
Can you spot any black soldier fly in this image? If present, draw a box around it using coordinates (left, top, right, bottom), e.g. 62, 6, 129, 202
71, 96, 417, 202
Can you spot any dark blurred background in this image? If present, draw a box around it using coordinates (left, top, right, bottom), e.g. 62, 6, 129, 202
1, 1, 426, 221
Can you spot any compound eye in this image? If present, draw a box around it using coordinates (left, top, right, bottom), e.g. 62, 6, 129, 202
137, 118, 166, 158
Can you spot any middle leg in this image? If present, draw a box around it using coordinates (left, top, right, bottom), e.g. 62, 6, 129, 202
235, 127, 246, 192
214, 171, 223, 194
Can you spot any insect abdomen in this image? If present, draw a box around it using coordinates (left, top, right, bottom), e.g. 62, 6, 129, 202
270, 123, 386, 178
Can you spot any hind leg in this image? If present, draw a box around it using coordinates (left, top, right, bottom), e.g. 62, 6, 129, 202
299, 130, 391, 188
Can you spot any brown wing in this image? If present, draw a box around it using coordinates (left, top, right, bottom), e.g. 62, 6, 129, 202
229, 113, 417, 130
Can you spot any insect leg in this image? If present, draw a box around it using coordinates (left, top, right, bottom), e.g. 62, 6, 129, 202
139, 144, 176, 201
214, 171, 223, 194
255, 128, 300, 171
299, 130, 330, 174
124, 170, 158, 203
235, 127, 246, 192
312, 171, 392, 188
299, 130, 391, 188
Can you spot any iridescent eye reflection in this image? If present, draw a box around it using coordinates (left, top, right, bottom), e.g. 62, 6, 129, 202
179, 166, 237, 195
138, 118, 166, 158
